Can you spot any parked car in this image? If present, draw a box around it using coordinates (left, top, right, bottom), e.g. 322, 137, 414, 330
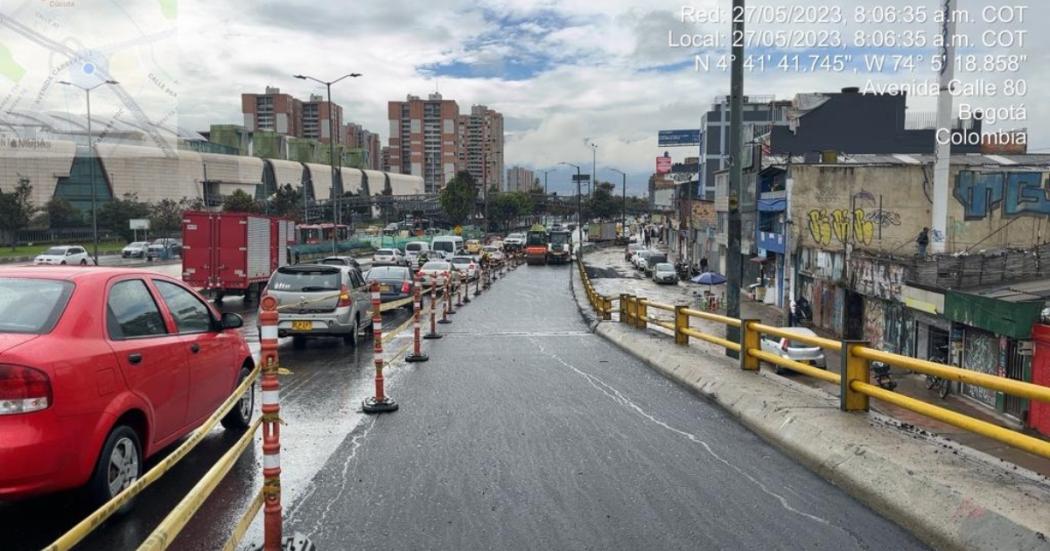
759, 327, 827, 374
449, 255, 479, 281
318, 256, 362, 270
364, 266, 414, 304
146, 238, 181, 261
632, 250, 652, 269
263, 264, 371, 348
418, 260, 452, 287
642, 252, 667, 276
372, 248, 407, 267
121, 241, 150, 259
0, 268, 252, 505
625, 243, 643, 262
465, 239, 482, 254
404, 241, 431, 267
651, 262, 678, 284
34, 245, 94, 266
635, 255, 649, 274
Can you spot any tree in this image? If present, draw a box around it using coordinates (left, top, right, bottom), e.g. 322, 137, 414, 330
46, 197, 81, 228
150, 198, 188, 236
223, 189, 262, 213
98, 193, 151, 241
490, 191, 532, 231
588, 182, 618, 221
439, 171, 477, 227
268, 184, 303, 220
0, 177, 36, 248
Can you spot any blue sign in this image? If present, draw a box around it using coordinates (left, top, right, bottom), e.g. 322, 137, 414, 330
658, 129, 702, 147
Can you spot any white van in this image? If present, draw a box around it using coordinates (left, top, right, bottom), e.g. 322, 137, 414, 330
431, 235, 464, 259
405, 241, 431, 265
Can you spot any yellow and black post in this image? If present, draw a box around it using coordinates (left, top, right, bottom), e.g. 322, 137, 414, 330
841, 340, 871, 412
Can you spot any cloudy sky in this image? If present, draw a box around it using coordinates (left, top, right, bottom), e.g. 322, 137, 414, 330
1, 0, 1047, 195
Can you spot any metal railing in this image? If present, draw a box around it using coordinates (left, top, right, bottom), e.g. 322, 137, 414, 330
576, 260, 1050, 460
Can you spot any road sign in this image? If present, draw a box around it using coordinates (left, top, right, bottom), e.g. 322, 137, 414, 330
572, 174, 591, 183
656, 157, 672, 174
129, 218, 150, 230
658, 129, 702, 147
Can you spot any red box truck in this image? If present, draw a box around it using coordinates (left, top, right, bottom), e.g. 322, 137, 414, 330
182, 211, 296, 303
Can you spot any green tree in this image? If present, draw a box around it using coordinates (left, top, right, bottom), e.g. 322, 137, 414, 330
223, 189, 262, 213
439, 171, 477, 227
490, 191, 532, 231
268, 183, 304, 220
150, 198, 189, 236
0, 177, 36, 248
588, 182, 618, 221
46, 197, 81, 228
98, 193, 151, 241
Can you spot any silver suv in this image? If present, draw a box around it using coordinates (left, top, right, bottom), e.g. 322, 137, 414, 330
264, 264, 371, 348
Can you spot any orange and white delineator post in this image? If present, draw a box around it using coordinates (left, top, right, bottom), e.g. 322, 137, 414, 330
438, 271, 453, 324
258, 296, 283, 550
363, 280, 398, 413
446, 270, 457, 315
406, 272, 429, 362
425, 272, 443, 337
456, 271, 465, 307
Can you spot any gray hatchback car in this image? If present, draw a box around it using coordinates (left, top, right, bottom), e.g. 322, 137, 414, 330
264, 264, 371, 348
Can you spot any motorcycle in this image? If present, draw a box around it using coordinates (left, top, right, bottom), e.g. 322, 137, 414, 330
792, 297, 813, 326
675, 261, 691, 280
872, 361, 898, 391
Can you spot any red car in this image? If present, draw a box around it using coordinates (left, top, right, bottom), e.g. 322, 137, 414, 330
0, 267, 254, 505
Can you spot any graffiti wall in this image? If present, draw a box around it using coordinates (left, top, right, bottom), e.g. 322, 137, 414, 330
863, 298, 885, 351
850, 258, 905, 301
790, 165, 1050, 254
962, 328, 999, 407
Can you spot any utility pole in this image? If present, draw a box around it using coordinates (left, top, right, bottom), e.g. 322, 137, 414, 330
608, 168, 627, 241
561, 162, 582, 261
589, 142, 598, 197
294, 72, 361, 253
483, 151, 489, 233
59, 79, 117, 266
725, 0, 745, 357
931, 0, 958, 255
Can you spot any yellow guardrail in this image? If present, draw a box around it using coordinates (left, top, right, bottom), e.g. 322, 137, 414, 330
44, 364, 262, 551
575, 258, 1050, 461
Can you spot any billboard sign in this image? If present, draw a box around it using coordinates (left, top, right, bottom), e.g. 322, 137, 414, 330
656, 156, 672, 174
658, 129, 702, 147
129, 219, 150, 230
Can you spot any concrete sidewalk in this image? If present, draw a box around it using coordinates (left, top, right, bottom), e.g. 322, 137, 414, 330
589, 243, 1050, 478
572, 263, 1050, 551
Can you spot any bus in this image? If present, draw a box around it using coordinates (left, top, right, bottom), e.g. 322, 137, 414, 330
298, 223, 350, 244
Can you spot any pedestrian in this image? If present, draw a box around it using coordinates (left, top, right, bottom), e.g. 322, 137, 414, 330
699, 257, 708, 273
916, 227, 929, 258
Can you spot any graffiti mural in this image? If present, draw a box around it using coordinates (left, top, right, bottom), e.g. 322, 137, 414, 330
850, 258, 905, 301
962, 329, 999, 407
806, 208, 881, 247
954, 171, 1050, 220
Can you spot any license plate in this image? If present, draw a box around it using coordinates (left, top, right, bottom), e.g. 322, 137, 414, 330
291, 320, 312, 331
380, 285, 391, 292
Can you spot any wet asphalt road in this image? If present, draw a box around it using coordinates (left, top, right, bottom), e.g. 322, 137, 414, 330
3, 287, 414, 551
283, 263, 926, 550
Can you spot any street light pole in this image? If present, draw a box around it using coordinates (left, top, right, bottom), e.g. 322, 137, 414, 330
608, 168, 627, 241
294, 72, 361, 254
539, 169, 553, 225
59, 79, 117, 266
560, 162, 582, 262
589, 142, 598, 197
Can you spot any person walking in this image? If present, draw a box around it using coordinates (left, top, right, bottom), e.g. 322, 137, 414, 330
916, 227, 930, 258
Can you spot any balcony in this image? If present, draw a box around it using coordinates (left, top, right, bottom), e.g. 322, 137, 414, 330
757, 231, 785, 254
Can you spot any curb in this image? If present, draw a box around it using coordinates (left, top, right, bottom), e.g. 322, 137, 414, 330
570, 268, 1050, 551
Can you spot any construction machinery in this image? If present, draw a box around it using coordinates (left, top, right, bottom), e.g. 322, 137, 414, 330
525, 224, 549, 265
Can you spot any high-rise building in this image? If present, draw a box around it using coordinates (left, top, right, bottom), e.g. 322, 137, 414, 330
241, 87, 302, 137
506, 166, 535, 193
344, 122, 382, 170
301, 94, 343, 144
387, 93, 461, 193
460, 105, 504, 191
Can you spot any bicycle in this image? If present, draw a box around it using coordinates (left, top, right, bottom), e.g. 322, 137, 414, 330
925, 374, 950, 399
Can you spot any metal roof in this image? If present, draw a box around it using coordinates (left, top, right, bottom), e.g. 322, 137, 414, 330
763, 153, 1050, 169
962, 279, 1050, 303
